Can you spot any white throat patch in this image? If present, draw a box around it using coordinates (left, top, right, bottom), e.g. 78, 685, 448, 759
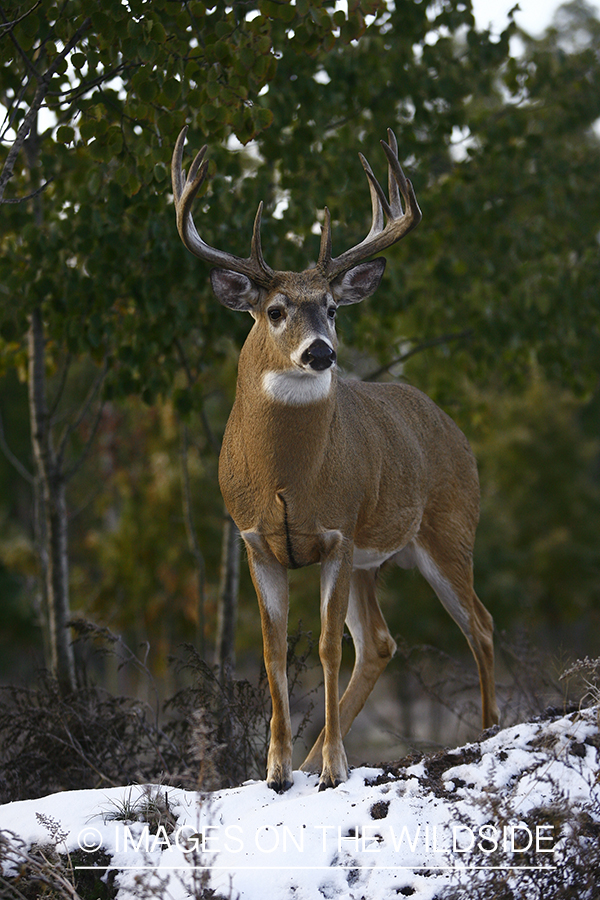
262, 368, 333, 406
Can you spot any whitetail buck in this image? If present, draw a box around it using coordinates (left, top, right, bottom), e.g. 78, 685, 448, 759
172, 127, 499, 792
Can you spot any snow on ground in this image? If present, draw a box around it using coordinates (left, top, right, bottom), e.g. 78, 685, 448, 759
0, 707, 598, 899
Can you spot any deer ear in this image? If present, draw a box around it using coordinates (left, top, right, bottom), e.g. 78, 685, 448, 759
210, 268, 261, 311
330, 258, 386, 305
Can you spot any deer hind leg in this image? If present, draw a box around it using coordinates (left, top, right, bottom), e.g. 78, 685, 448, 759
301, 567, 396, 776
411, 535, 499, 729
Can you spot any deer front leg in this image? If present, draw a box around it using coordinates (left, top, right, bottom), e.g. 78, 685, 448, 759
301, 567, 396, 774
317, 541, 353, 790
243, 533, 292, 792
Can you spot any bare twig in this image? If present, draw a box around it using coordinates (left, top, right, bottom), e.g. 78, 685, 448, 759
0, 1, 41, 80
48, 353, 73, 421
0, 74, 31, 140
174, 336, 197, 387
0, 410, 33, 483
1, 177, 54, 203
0, 830, 85, 899
363, 328, 473, 382
67, 482, 103, 521
199, 403, 222, 455
0, 0, 41, 33
174, 337, 222, 454
63, 396, 105, 483
56, 359, 107, 468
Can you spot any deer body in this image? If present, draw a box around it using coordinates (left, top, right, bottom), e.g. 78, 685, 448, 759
172, 129, 499, 792
220, 368, 476, 574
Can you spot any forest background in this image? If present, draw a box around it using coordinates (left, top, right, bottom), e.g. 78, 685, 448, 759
1, 0, 599, 766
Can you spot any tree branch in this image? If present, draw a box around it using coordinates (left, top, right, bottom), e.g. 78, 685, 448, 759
0, 0, 41, 33
48, 353, 72, 421
56, 359, 107, 469
0, 15, 91, 203
0, 411, 34, 483
0, 71, 31, 140
199, 403, 222, 455
174, 337, 222, 454
47, 60, 131, 99
63, 396, 105, 483
363, 329, 473, 382
0, 2, 41, 80
1, 178, 54, 203
44, 16, 92, 80
0, 80, 46, 203
174, 336, 197, 387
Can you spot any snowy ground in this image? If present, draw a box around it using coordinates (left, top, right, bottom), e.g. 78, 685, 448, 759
0, 706, 598, 899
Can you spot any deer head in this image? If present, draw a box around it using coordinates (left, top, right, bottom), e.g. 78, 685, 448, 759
171, 128, 422, 402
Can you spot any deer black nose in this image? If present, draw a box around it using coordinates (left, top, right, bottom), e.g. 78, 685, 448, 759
301, 339, 336, 371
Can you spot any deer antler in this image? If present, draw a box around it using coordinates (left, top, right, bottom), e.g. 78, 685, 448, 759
317, 129, 422, 280
171, 127, 274, 287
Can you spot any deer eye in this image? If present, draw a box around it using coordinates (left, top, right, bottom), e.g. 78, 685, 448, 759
327, 306, 337, 320
268, 307, 284, 322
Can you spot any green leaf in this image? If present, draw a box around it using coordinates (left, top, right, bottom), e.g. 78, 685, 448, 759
107, 127, 123, 155
163, 78, 182, 104
153, 162, 167, 182
206, 81, 221, 99
213, 41, 230, 62
56, 125, 75, 144
239, 47, 254, 70
138, 42, 157, 64
89, 140, 110, 162
151, 21, 167, 43
127, 18, 144, 39
254, 107, 273, 131
200, 103, 218, 122
136, 77, 158, 103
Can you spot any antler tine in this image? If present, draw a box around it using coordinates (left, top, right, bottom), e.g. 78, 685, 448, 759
359, 151, 389, 236
251, 201, 271, 274
171, 126, 187, 204
316, 207, 333, 271
384, 128, 404, 217
171, 127, 274, 287
321, 128, 422, 280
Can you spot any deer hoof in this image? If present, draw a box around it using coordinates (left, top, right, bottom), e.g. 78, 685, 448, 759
266, 764, 293, 793
268, 777, 293, 793
318, 777, 344, 791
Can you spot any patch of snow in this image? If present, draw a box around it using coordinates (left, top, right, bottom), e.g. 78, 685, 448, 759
1, 708, 599, 899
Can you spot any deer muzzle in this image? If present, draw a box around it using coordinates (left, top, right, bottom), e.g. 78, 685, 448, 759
301, 339, 337, 371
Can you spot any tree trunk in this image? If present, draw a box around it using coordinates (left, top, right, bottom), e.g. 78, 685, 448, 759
24, 117, 76, 693
27, 308, 76, 693
215, 511, 240, 681
180, 422, 207, 658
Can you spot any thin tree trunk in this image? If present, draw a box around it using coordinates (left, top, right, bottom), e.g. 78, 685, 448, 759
32, 466, 50, 666
215, 511, 240, 681
25, 120, 75, 693
180, 422, 207, 658
28, 308, 76, 693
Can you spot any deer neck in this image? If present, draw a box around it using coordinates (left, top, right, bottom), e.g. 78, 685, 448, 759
230, 329, 337, 490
